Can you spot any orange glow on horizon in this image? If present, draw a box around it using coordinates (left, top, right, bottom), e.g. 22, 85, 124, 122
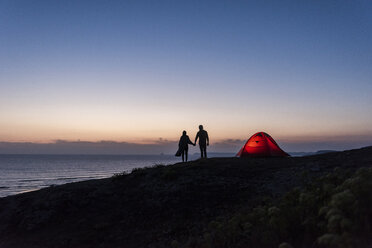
1, 106, 372, 144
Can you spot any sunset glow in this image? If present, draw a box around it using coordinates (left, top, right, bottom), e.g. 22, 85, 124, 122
1, 0, 371, 152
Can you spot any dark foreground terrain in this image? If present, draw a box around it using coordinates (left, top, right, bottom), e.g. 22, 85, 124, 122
0, 147, 371, 248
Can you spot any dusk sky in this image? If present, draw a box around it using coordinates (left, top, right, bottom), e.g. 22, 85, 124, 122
1, 0, 372, 153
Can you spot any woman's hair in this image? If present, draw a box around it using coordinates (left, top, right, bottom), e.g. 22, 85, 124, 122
183, 130, 186, 135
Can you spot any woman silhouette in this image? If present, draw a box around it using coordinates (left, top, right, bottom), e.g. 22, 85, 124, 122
177, 130, 195, 162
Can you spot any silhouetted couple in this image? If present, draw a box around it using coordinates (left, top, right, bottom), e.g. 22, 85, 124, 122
177, 125, 209, 162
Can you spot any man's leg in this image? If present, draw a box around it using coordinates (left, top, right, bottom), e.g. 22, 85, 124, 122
200, 145, 206, 158
199, 146, 204, 158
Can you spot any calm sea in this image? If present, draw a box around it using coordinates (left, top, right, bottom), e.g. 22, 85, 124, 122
0, 154, 187, 198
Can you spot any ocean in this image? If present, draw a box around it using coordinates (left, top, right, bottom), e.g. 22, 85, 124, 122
0, 154, 188, 198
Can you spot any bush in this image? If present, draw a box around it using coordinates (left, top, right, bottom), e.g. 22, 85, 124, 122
193, 167, 372, 248
131, 167, 148, 177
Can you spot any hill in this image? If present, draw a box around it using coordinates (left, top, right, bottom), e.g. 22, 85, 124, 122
0, 146, 371, 248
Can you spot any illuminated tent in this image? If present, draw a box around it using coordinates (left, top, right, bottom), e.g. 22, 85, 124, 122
237, 132, 289, 157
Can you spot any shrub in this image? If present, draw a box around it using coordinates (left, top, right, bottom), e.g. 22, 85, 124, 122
194, 167, 372, 248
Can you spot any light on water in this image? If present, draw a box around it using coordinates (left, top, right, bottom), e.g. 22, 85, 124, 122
0, 154, 183, 197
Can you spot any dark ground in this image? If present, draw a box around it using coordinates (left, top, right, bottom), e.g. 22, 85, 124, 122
0, 146, 371, 248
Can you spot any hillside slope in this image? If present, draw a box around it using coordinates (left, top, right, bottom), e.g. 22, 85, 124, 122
0, 146, 371, 248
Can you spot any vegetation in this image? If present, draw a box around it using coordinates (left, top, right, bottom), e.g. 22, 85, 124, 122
193, 167, 372, 248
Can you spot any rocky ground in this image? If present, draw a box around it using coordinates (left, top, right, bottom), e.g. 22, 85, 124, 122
0, 146, 371, 248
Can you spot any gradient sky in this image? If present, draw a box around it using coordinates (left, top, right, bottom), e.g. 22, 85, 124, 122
1, 0, 372, 152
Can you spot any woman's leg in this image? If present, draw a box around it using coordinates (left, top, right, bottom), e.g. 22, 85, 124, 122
181, 150, 185, 162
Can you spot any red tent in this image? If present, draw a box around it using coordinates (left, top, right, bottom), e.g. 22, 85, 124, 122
237, 132, 289, 157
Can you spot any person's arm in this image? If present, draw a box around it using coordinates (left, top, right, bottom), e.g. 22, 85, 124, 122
206, 131, 209, 146
187, 137, 194, 145
194, 132, 199, 144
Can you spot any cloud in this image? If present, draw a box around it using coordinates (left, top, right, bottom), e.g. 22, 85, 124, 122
0, 139, 242, 155
279, 139, 372, 152
209, 135, 372, 153
0, 140, 177, 155
0, 135, 371, 154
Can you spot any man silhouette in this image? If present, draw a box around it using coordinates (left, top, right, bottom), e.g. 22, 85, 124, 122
195, 125, 209, 158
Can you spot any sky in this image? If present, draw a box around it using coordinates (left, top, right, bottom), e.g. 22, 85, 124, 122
0, 0, 372, 153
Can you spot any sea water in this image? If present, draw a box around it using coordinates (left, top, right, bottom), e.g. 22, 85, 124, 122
0, 154, 187, 198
